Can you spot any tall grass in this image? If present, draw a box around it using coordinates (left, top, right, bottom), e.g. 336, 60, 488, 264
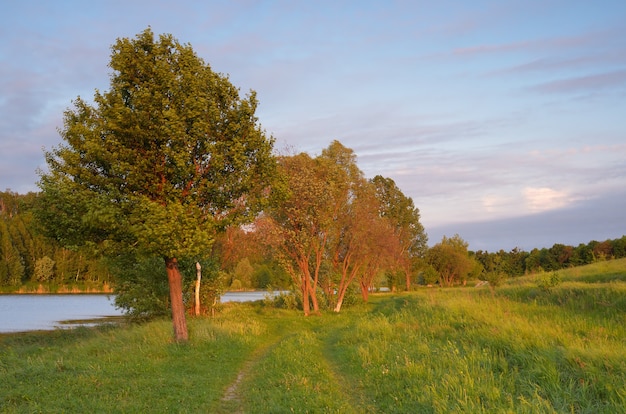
1, 259, 625, 413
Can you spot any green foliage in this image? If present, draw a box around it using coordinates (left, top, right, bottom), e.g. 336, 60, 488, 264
385, 269, 404, 291
37, 28, 275, 259
194, 261, 227, 316
483, 271, 506, 296
473, 236, 626, 277
252, 265, 271, 288
33, 256, 55, 282
371, 175, 428, 258
231, 258, 254, 289
111, 255, 172, 320
0, 214, 26, 286
0, 191, 112, 290
536, 271, 562, 292
420, 265, 439, 285
426, 234, 476, 286
38, 29, 275, 248
112, 254, 224, 319
36, 29, 275, 338
252, 261, 290, 289
264, 289, 302, 310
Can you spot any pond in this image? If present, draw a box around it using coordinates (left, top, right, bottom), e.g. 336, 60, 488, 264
0, 291, 279, 333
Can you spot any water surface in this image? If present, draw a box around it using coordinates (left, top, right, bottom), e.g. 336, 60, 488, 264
0, 294, 123, 333
0, 291, 280, 333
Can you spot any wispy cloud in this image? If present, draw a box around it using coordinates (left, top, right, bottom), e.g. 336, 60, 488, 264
529, 69, 626, 94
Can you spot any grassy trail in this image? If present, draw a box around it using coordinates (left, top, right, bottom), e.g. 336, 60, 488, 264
217, 333, 284, 413
229, 312, 370, 413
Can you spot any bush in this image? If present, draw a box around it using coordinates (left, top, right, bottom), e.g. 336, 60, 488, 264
484, 271, 506, 294
264, 289, 301, 310
112, 255, 171, 320
34, 256, 55, 282
192, 264, 227, 316
421, 265, 439, 285
536, 271, 562, 292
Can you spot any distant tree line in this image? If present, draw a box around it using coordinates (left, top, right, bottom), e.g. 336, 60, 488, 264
472, 236, 626, 277
3, 187, 624, 297
0, 190, 113, 289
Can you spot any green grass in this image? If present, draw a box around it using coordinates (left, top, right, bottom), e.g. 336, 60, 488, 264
0, 306, 269, 413
2, 259, 625, 413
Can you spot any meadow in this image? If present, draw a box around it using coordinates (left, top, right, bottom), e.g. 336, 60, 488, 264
1, 259, 625, 413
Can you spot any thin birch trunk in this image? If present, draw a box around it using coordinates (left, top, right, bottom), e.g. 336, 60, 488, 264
194, 261, 202, 316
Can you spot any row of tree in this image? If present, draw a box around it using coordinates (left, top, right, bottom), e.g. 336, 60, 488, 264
5, 178, 622, 295
0, 191, 113, 288
472, 236, 626, 277
254, 141, 427, 314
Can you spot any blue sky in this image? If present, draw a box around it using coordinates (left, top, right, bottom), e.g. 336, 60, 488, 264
1, 0, 625, 251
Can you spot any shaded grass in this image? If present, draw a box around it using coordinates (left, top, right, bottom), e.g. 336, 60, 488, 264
1, 259, 625, 413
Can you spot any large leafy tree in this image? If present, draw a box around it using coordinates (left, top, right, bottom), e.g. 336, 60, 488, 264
426, 235, 474, 286
262, 141, 361, 315
263, 152, 330, 315
265, 141, 408, 313
328, 180, 397, 311
320, 142, 397, 311
37, 28, 275, 341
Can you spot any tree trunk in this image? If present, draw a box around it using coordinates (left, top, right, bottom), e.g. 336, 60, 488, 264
194, 261, 202, 316
165, 257, 188, 342
309, 282, 319, 314
302, 279, 310, 316
298, 259, 312, 316
359, 281, 369, 302
403, 258, 414, 291
334, 296, 344, 313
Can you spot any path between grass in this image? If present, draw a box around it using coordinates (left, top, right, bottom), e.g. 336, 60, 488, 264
216, 315, 368, 413
216, 334, 286, 413
320, 322, 376, 412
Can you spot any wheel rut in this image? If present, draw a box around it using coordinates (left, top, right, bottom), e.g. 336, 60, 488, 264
217, 334, 285, 413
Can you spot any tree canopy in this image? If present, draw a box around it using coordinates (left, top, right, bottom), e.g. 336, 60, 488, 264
261, 141, 426, 313
371, 175, 428, 290
37, 28, 275, 341
426, 234, 478, 287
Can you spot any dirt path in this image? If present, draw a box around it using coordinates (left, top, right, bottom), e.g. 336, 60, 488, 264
216, 335, 285, 413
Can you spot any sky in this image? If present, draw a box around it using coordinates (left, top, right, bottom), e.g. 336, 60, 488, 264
1, 0, 625, 252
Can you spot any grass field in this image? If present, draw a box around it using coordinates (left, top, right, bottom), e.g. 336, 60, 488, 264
1, 259, 625, 413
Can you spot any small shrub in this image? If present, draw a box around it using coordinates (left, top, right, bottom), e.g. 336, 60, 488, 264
421, 266, 439, 285
264, 289, 301, 310
536, 271, 562, 292
484, 271, 506, 295
34, 256, 56, 282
